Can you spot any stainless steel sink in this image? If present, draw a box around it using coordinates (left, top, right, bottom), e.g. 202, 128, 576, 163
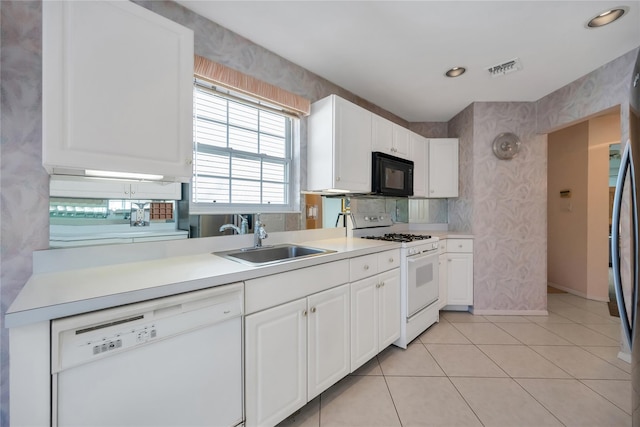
215, 244, 335, 266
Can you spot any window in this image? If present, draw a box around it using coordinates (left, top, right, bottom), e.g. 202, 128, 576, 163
191, 83, 297, 213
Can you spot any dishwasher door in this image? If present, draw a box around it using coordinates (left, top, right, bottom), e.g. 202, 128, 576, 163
51, 283, 243, 427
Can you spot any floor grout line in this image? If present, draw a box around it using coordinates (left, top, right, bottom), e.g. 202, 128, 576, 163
279, 294, 630, 427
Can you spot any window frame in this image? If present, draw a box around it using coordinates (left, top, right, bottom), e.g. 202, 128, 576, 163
189, 81, 300, 215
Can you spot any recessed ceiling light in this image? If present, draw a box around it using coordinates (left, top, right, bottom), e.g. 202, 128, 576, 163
445, 67, 466, 78
587, 7, 628, 28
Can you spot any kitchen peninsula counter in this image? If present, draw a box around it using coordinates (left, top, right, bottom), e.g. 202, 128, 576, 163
6, 230, 399, 328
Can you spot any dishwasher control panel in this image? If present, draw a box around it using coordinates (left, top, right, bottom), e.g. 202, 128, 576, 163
51, 283, 243, 373
91, 323, 157, 356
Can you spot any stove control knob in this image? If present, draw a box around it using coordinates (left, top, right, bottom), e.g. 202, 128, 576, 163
364, 216, 370, 221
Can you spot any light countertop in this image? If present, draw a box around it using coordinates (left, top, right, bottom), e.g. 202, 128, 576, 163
6, 236, 399, 328
432, 231, 475, 239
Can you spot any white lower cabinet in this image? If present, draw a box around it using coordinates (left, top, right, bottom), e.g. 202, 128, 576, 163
349, 249, 401, 372
245, 284, 350, 427
350, 269, 401, 371
441, 239, 474, 307
438, 251, 449, 310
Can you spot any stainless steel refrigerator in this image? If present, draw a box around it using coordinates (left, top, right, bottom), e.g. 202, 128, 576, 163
612, 49, 640, 425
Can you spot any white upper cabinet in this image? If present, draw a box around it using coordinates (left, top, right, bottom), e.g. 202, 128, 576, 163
427, 138, 459, 198
49, 175, 182, 200
307, 95, 372, 192
371, 115, 410, 159
43, 1, 194, 182
410, 133, 428, 197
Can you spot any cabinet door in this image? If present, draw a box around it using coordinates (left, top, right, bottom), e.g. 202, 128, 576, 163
307, 284, 350, 400
372, 117, 409, 159
350, 276, 378, 372
43, 1, 194, 181
133, 182, 182, 200
438, 253, 448, 309
392, 124, 410, 158
447, 253, 474, 306
428, 138, 459, 198
378, 269, 401, 350
334, 97, 372, 192
49, 176, 182, 200
410, 133, 428, 197
245, 299, 307, 427
371, 115, 393, 154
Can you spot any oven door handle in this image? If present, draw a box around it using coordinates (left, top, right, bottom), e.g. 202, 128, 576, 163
406, 250, 438, 263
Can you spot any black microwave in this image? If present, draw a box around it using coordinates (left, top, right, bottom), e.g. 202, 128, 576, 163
371, 151, 414, 197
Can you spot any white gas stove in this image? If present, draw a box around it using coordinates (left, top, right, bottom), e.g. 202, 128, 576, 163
350, 213, 440, 348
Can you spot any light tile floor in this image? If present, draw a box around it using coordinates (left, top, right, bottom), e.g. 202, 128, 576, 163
277, 292, 631, 427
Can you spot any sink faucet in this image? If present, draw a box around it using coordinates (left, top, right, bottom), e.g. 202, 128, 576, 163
254, 214, 268, 247
220, 214, 250, 235
238, 215, 249, 235
219, 223, 241, 234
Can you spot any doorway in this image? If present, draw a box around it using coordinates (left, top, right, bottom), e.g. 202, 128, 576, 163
547, 108, 621, 302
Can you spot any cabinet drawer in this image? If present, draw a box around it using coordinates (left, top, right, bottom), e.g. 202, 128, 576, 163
245, 260, 349, 314
446, 239, 473, 253
350, 254, 379, 282
377, 250, 400, 272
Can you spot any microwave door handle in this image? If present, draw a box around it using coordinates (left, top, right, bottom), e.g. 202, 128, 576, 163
611, 141, 637, 349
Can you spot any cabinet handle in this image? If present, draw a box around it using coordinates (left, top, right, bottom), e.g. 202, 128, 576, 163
311, 307, 316, 313
376, 283, 381, 288
364, 265, 369, 270
303, 310, 308, 316
458, 244, 463, 248
336, 177, 341, 182
380, 282, 385, 287
448, 259, 452, 262
389, 258, 394, 263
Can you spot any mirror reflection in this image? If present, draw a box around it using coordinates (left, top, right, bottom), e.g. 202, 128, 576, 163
49, 186, 449, 248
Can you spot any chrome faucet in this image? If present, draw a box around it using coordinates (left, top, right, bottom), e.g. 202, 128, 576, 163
254, 214, 268, 247
219, 223, 242, 234
238, 215, 249, 235
219, 214, 250, 235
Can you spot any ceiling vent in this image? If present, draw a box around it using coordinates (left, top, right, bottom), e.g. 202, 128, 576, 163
487, 57, 523, 78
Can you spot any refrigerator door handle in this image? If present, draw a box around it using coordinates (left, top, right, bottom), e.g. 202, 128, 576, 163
611, 141, 637, 349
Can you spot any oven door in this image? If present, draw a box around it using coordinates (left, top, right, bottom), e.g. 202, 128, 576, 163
406, 250, 439, 317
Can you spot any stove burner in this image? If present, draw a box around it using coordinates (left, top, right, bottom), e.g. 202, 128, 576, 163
362, 233, 432, 243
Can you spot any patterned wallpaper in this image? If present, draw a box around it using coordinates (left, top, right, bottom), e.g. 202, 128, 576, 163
0, 2, 49, 425
0, 0, 638, 423
473, 102, 547, 312
447, 49, 639, 314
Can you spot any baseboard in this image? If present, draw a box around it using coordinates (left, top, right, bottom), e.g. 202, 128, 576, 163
470, 308, 549, 316
442, 305, 470, 312
547, 282, 609, 302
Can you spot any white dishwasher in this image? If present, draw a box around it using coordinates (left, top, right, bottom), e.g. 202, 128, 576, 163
51, 283, 244, 427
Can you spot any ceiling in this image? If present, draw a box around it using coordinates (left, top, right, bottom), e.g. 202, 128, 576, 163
175, 1, 640, 122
